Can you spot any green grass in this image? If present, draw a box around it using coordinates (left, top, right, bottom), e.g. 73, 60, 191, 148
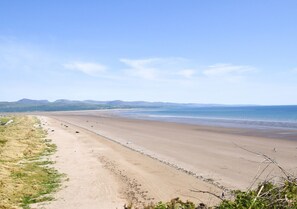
132, 178, 297, 209
0, 117, 10, 125
43, 143, 57, 156
0, 138, 8, 146
0, 116, 64, 209
126, 198, 197, 209
17, 163, 62, 209
217, 179, 297, 209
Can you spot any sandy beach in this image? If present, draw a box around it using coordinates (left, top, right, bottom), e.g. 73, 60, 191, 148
37, 114, 222, 209
36, 110, 297, 208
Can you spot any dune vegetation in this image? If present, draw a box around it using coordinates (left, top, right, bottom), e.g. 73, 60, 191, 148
0, 115, 62, 209
133, 178, 297, 208
124, 176, 297, 209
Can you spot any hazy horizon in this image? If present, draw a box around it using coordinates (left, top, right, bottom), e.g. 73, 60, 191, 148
2, 97, 297, 106
1, 1, 297, 105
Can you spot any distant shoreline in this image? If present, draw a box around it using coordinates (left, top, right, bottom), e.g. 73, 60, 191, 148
32, 109, 297, 141
114, 106, 297, 131
101, 109, 297, 141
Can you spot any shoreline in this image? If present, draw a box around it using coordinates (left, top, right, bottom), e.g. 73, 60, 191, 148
111, 107, 297, 130
113, 110, 297, 141
35, 109, 297, 141
39, 110, 297, 191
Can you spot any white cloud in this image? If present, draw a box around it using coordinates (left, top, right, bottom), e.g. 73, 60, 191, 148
177, 69, 196, 79
120, 58, 160, 69
120, 58, 162, 80
64, 62, 107, 76
203, 64, 255, 77
120, 57, 193, 81
120, 59, 255, 82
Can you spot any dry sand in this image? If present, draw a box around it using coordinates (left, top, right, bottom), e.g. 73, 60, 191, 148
37, 115, 221, 209
36, 110, 297, 208
37, 116, 125, 209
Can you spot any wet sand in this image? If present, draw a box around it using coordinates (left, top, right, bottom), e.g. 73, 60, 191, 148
43, 110, 297, 189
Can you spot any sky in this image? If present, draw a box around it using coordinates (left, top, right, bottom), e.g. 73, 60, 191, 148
0, 0, 297, 105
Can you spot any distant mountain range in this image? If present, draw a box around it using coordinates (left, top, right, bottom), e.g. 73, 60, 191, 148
0, 98, 221, 112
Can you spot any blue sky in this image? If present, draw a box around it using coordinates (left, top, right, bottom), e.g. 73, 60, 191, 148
0, 0, 297, 104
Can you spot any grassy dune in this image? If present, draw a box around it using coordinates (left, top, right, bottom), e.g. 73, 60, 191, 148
0, 116, 62, 209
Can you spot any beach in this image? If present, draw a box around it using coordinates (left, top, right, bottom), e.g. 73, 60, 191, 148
36, 110, 297, 208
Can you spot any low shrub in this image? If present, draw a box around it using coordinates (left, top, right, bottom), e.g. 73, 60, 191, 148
127, 178, 297, 209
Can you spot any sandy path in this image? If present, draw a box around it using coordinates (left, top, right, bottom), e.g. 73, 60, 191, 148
43, 111, 297, 190
38, 116, 125, 209
38, 116, 221, 209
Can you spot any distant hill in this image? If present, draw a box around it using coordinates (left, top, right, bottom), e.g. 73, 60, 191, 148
17, 98, 50, 104
0, 99, 221, 112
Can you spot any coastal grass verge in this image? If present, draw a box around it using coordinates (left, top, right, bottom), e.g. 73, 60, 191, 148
125, 177, 297, 209
0, 117, 10, 126
0, 115, 63, 209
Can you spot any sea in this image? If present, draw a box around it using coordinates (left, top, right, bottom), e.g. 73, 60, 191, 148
117, 105, 297, 130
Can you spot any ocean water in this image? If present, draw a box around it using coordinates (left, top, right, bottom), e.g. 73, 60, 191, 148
118, 106, 297, 130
